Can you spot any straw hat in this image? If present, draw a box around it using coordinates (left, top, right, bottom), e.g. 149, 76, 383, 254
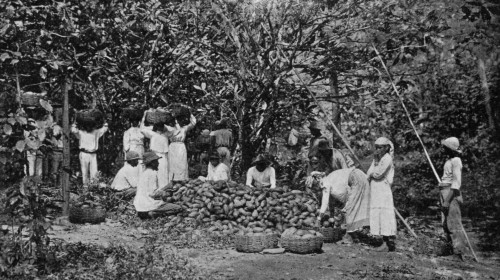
125, 151, 141, 161
441, 137, 462, 154
143, 151, 161, 164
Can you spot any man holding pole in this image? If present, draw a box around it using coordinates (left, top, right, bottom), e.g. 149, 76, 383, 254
439, 137, 469, 260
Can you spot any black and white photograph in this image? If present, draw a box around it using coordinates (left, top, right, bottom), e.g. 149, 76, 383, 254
0, 0, 499, 279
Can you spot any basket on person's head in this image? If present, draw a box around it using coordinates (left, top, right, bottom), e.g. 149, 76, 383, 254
146, 109, 172, 125
168, 103, 191, 126
122, 107, 142, 121
76, 109, 104, 128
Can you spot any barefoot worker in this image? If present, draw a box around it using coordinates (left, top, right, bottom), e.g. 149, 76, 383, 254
439, 137, 469, 260
134, 151, 175, 219
367, 137, 397, 252
246, 154, 276, 189
168, 113, 196, 182
313, 168, 371, 242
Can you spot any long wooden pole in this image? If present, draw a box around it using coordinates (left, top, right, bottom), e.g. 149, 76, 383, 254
292, 67, 416, 238
62, 76, 70, 216
281, 50, 418, 238
372, 44, 479, 262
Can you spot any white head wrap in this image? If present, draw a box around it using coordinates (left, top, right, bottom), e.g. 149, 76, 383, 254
375, 137, 394, 157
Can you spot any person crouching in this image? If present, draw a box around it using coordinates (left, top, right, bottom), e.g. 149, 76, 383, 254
199, 151, 230, 182
134, 151, 173, 219
246, 154, 276, 189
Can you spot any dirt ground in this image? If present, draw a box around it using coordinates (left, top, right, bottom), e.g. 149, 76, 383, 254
47, 218, 500, 280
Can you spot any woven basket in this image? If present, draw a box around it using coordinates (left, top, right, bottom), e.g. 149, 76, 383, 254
21, 93, 41, 107
280, 236, 323, 254
303, 227, 343, 243
146, 109, 171, 125
69, 206, 106, 224
76, 109, 104, 126
122, 107, 142, 120
235, 233, 279, 253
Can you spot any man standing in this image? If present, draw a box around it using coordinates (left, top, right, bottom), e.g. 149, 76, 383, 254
439, 137, 469, 260
71, 121, 108, 185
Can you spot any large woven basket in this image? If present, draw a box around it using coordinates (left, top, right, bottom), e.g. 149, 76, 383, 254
69, 206, 106, 224
145, 109, 171, 125
303, 227, 343, 243
235, 233, 279, 253
122, 107, 142, 120
281, 236, 323, 254
76, 109, 104, 126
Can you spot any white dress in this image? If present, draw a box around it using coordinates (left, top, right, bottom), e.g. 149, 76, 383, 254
367, 153, 397, 236
168, 115, 196, 181
141, 126, 170, 188
123, 127, 145, 156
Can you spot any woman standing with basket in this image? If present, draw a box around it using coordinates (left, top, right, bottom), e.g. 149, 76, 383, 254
140, 109, 173, 188
167, 106, 196, 182
123, 108, 145, 168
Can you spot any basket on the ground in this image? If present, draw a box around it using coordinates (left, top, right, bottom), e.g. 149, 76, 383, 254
69, 206, 106, 224
21, 93, 42, 107
303, 227, 342, 243
235, 233, 279, 253
146, 109, 171, 125
280, 235, 323, 254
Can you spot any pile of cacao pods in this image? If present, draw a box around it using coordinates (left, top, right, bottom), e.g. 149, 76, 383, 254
157, 179, 336, 235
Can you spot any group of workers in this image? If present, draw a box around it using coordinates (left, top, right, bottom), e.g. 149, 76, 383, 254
20, 105, 468, 259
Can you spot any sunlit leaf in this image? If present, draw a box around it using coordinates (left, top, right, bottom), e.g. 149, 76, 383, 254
3, 124, 12, 135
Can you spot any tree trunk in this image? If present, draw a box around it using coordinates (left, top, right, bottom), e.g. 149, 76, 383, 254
477, 58, 495, 132
62, 76, 71, 216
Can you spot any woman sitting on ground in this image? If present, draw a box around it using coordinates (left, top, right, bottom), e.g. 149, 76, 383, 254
246, 154, 276, 189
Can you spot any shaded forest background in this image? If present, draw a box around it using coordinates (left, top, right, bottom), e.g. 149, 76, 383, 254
1, 0, 499, 245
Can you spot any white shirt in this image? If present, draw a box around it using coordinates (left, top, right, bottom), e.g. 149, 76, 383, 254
111, 163, 140, 191
318, 168, 353, 214
141, 126, 169, 153
366, 153, 394, 185
441, 157, 462, 190
123, 127, 145, 153
133, 168, 165, 212
246, 166, 276, 189
71, 124, 108, 152
206, 163, 230, 181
